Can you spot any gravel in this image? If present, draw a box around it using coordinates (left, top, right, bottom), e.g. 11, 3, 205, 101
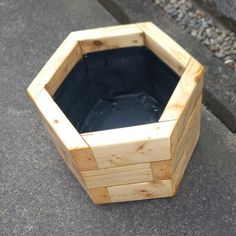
154, 0, 236, 71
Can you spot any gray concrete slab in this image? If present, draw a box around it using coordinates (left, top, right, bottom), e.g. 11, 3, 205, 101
1, 0, 236, 235
99, 0, 236, 133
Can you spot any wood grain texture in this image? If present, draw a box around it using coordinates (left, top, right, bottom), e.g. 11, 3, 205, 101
151, 97, 201, 181
160, 57, 204, 156
66, 24, 144, 54
35, 89, 97, 171
27, 22, 204, 203
27, 40, 82, 99
137, 22, 191, 76
170, 96, 202, 178
108, 180, 173, 202
88, 187, 111, 204
151, 160, 170, 180
81, 163, 153, 188
82, 121, 176, 168
172, 97, 202, 193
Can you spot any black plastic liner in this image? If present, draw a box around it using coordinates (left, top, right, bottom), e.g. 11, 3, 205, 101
54, 46, 179, 133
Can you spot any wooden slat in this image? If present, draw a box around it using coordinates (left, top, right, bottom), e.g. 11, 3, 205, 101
66, 24, 144, 54
137, 22, 191, 76
170, 96, 202, 179
88, 187, 111, 204
82, 120, 176, 168
108, 180, 173, 202
27, 39, 82, 99
81, 163, 153, 188
35, 89, 97, 171
151, 96, 202, 181
160, 57, 204, 156
172, 102, 201, 194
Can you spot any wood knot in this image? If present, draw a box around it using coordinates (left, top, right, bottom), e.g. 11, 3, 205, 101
140, 189, 147, 193
137, 143, 145, 151
93, 40, 102, 46
54, 119, 59, 124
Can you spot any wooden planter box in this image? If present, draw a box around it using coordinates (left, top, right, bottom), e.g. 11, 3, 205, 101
27, 22, 204, 204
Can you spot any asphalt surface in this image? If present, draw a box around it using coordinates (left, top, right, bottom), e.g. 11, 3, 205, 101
1, 0, 236, 235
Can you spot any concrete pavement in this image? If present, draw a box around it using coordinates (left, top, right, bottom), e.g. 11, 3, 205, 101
1, 0, 236, 235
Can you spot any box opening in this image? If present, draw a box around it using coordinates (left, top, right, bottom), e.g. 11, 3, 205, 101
53, 46, 179, 133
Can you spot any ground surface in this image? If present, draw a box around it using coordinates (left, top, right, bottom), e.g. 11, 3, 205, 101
194, 0, 236, 33
1, 0, 236, 235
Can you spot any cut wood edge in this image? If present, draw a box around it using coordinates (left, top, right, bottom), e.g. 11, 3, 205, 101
88, 187, 111, 204
151, 160, 171, 181
137, 22, 191, 76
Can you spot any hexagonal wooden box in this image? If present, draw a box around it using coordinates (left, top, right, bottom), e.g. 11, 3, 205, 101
27, 22, 204, 204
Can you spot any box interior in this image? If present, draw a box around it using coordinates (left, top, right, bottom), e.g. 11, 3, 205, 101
53, 46, 179, 133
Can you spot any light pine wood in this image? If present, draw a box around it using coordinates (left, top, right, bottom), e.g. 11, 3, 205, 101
88, 187, 111, 204
82, 121, 176, 168
35, 89, 97, 171
81, 163, 153, 188
151, 160, 170, 180
67, 24, 144, 54
172, 98, 201, 193
137, 22, 191, 76
151, 96, 202, 182
160, 57, 204, 156
170, 96, 202, 178
108, 180, 173, 203
27, 40, 82, 99
27, 22, 204, 204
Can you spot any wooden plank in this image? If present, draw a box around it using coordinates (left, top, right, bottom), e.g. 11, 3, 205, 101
34, 94, 89, 190
108, 180, 173, 202
170, 96, 202, 177
81, 163, 153, 188
160, 57, 204, 156
88, 187, 111, 204
27, 39, 82, 99
35, 89, 97, 171
172, 98, 201, 194
82, 120, 176, 168
137, 22, 191, 76
151, 96, 202, 181
66, 24, 144, 54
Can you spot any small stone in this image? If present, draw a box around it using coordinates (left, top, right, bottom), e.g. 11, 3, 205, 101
206, 28, 212, 36
154, 0, 236, 72
203, 39, 210, 46
191, 29, 197, 37
215, 51, 225, 58
155, 0, 161, 5
185, 1, 192, 10
209, 44, 219, 52
224, 59, 234, 67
